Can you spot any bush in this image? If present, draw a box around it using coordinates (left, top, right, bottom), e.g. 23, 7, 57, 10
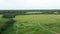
2, 14, 16, 18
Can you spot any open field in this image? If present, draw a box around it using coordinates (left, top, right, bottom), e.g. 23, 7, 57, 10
0, 15, 60, 34
14, 15, 60, 34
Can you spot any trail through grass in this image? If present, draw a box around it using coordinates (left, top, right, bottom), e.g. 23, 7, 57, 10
14, 15, 60, 34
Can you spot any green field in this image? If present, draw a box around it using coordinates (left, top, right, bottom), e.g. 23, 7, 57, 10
1, 15, 60, 34
14, 15, 60, 34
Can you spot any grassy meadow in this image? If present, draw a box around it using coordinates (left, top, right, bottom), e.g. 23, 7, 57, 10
14, 15, 60, 34
0, 14, 60, 34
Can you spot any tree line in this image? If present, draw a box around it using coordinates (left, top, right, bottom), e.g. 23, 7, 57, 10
0, 10, 60, 18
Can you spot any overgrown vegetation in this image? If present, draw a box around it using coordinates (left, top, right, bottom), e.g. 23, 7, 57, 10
0, 15, 15, 34
2, 13, 16, 18
0, 10, 60, 34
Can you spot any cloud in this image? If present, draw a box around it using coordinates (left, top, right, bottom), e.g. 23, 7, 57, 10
0, 0, 60, 10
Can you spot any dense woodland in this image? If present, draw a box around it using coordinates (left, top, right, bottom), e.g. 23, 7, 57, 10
0, 10, 60, 14
0, 10, 60, 18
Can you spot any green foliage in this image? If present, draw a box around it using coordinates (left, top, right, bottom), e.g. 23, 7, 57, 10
2, 13, 16, 18
0, 18, 9, 29
0, 10, 60, 15
1, 15, 60, 34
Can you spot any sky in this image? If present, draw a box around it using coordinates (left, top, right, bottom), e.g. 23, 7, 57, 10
0, 0, 60, 10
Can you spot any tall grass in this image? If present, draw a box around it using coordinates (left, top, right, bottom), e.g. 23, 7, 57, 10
1, 15, 60, 34
14, 15, 60, 34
